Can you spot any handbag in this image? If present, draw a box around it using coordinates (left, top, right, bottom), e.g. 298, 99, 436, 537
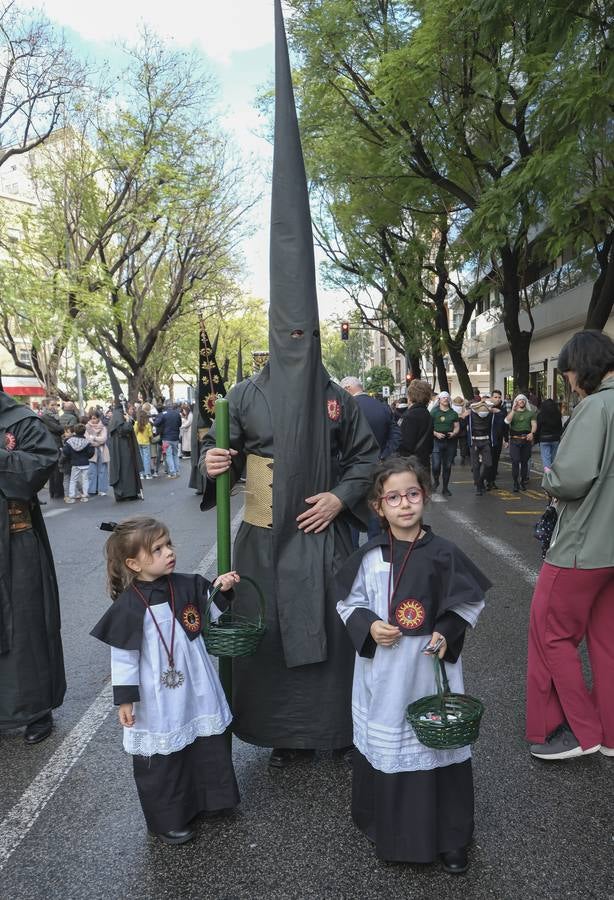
534, 503, 558, 559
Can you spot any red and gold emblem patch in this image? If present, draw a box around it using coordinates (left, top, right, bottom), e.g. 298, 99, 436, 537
4, 432, 16, 451
181, 604, 201, 634
327, 399, 341, 422
395, 599, 426, 631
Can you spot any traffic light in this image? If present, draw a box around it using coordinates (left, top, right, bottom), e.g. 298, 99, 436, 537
341, 321, 349, 341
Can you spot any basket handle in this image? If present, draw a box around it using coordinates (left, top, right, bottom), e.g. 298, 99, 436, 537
203, 574, 266, 633
433, 656, 451, 723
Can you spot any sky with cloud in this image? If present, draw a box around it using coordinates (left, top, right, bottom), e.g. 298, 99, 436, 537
37, 0, 348, 318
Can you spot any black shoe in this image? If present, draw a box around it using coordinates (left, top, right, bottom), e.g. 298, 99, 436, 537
442, 488, 452, 497
148, 828, 194, 845
441, 848, 468, 874
490, 482, 499, 490
520, 482, 527, 491
268, 748, 315, 769
432, 480, 440, 490
24, 713, 53, 745
475, 485, 483, 495
513, 483, 520, 493
333, 744, 355, 766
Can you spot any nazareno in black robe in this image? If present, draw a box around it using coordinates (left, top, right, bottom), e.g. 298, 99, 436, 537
91, 575, 239, 833
201, 371, 378, 750
0, 392, 66, 727
335, 528, 491, 863
108, 406, 142, 501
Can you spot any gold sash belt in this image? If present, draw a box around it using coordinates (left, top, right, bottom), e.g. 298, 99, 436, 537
243, 454, 274, 529
8, 501, 32, 534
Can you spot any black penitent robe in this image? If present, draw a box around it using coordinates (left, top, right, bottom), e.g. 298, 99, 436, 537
0, 393, 66, 727
189, 415, 206, 494
108, 408, 142, 501
201, 370, 379, 749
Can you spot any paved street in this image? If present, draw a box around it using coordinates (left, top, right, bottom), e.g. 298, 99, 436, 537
1, 456, 612, 900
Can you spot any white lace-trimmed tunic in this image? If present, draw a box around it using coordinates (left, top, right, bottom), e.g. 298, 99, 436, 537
337, 547, 485, 775
111, 599, 231, 757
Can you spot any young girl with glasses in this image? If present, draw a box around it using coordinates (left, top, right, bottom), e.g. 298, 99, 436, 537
336, 457, 490, 874
91, 517, 241, 846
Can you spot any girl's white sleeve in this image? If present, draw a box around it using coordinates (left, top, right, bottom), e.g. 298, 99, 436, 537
111, 648, 140, 704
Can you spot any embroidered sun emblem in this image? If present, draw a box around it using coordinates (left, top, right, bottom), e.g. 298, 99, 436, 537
395, 599, 426, 630
204, 393, 218, 415
181, 604, 201, 634
4, 432, 16, 451
327, 399, 341, 422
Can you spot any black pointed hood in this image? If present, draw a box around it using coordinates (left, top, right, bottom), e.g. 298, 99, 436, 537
268, 0, 330, 537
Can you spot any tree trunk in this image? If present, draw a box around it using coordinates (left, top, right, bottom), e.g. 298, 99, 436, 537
447, 343, 474, 400
434, 350, 449, 393
584, 232, 614, 330
500, 246, 532, 393
407, 351, 421, 380
102, 355, 123, 401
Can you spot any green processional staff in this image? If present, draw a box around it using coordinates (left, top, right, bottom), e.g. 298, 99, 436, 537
201, 0, 379, 770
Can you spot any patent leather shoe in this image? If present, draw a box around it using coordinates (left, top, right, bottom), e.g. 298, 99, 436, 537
440, 848, 468, 874
268, 748, 315, 769
24, 713, 53, 745
149, 827, 194, 845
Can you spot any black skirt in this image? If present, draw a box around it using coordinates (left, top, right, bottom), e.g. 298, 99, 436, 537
132, 734, 240, 834
352, 750, 474, 863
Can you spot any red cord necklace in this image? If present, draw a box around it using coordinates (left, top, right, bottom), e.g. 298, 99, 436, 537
132, 577, 185, 689
386, 527, 421, 625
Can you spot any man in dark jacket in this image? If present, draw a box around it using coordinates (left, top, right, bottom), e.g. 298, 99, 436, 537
341, 376, 400, 541
399, 380, 434, 472
0, 389, 66, 744
340, 377, 400, 459
154, 403, 182, 478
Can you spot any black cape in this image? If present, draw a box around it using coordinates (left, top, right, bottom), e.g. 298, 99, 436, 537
91, 573, 219, 653
335, 526, 491, 643
0, 392, 66, 726
108, 407, 142, 501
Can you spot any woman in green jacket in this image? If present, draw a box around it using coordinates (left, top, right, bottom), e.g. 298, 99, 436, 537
526, 330, 614, 761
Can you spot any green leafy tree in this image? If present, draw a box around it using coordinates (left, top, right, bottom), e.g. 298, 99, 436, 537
365, 365, 394, 395
288, 0, 614, 392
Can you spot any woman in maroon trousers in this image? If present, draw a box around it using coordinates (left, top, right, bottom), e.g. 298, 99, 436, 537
526, 330, 614, 761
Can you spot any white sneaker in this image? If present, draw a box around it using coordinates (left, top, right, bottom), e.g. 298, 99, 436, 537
99, 492, 107, 496
64, 498, 76, 504
80, 497, 89, 502
599, 746, 614, 757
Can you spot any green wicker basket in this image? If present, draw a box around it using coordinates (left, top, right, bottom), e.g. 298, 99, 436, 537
406, 656, 484, 750
203, 574, 266, 658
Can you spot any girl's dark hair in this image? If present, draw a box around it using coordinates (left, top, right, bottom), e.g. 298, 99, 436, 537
558, 330, 614, 395
105, 517, 170, 600
369, 456, 431, 525
74, 423, 86, 436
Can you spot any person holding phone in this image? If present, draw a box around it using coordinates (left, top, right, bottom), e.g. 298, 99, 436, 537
336, 457, 490, 874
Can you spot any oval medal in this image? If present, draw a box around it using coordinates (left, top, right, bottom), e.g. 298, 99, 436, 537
181, 603, 201, 634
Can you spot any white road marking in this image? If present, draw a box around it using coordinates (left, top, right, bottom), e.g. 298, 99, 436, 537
445, 508, 540, 586
42, 508, 69, 519
0, 505, 244, 871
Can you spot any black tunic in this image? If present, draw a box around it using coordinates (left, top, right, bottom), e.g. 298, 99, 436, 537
108, 408, 142, 501
91, 576, 239, 832
0, 393, 66, 727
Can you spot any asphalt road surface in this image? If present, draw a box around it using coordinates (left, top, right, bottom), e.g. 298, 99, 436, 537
1, 455, 612, 900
